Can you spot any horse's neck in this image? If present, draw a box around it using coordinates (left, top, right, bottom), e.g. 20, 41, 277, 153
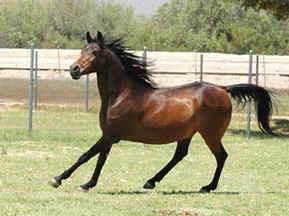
96, 63, 135, 130
97, 63, 132, 106
96, 71, 109, 102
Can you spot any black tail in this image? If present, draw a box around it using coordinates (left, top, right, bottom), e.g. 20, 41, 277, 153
225, 83, 274, 135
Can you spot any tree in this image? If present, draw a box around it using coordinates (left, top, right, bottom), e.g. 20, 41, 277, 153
0, 0, 139, 48
1, 0, 289, 54
239, 0, 289, 20
0, 0, 49, 48
147, 0, 289, 54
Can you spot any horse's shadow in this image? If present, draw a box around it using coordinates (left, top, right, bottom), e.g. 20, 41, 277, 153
161, 190, 240, 195
97, 190, 286, 196
98, 190, 150, 195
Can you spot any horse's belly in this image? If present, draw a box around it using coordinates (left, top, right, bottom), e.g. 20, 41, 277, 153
120, 95, 199, 144
121, 124, 196, 144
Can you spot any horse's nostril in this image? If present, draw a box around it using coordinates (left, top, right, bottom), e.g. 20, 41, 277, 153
73, 65, 80, 73
70, 64, 81, 80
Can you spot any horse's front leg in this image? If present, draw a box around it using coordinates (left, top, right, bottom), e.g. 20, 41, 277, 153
79, 143, 113, 191
48, 137, 107, 188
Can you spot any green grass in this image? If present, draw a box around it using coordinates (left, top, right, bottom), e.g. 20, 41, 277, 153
1, 108, 289, 216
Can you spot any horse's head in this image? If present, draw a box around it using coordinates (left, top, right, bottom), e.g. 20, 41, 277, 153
70, 31, 107, 80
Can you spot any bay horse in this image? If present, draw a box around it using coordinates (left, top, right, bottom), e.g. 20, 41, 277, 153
49, 31, 274, 192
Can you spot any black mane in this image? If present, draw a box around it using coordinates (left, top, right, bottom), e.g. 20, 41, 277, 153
100, 38, 156, 89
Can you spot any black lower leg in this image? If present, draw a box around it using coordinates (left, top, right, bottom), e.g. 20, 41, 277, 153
144, 138, 191, 189
200, 145, 228, 193
49, 138, 105, 187
80, 144, 112, 191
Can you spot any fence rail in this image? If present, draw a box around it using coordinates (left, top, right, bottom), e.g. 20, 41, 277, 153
1, 48, 289, 89
0, 47, 288, 137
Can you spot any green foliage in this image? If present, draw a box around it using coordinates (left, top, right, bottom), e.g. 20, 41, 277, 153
149, 0, 289, 54
0, 0, 289, 54
240, 0, 289, 20
0, 0, 139, 49
0, 0, 48, 47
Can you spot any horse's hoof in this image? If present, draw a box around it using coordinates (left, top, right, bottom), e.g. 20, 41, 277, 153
199, 188, 210, 193
143, 181, 155, 189
199, 186, 212, 193
79, 184, 90, 193
48, 178, 61, 188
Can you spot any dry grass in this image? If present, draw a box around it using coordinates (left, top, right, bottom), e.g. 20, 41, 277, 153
1, 78, 288, 114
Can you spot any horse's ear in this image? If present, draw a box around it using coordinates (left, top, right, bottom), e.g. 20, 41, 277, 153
86, 32, 92, 43
97, 31, 104, 49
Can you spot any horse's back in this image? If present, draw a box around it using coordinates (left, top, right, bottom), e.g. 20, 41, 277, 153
161, 81, 232, 114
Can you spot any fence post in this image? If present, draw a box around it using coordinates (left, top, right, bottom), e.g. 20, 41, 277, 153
256, 55, 259, 85
142, 46, 147, 68
28, 43, 35, 135
34, 51, 38, 109
85, 75, 89, 112
194, 53, 198, 81
262, 55, 266, 87
200, 54, 203, 82
142, 47, 148, 147
57, 46, 61, 75
247, 50, 253, 140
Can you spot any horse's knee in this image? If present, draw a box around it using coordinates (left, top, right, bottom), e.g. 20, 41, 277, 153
175, 150, 188, 162
77, 152, 91, 164
216, 147, 228, 164
221, 146, 228, 160
182, 150, 188, 159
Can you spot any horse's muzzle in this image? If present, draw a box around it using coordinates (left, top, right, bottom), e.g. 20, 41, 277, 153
70, 65, 81, 80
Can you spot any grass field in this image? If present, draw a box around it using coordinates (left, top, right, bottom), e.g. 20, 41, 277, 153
1, 107, 289, 216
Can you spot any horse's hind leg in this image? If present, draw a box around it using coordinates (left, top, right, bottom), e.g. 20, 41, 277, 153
143, 137, 192, 189
199, 137, 228, 193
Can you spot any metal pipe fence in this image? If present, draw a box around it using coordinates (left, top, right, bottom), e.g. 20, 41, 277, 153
28, 43, 34, 135
0, 47, 288, 135
246, 50, 253, 139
